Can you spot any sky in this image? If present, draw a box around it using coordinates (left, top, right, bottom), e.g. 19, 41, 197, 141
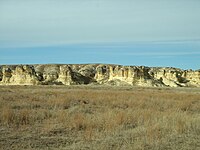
0, 0, 200, 70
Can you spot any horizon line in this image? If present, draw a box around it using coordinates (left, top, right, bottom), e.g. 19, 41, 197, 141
0, 63, 199, 71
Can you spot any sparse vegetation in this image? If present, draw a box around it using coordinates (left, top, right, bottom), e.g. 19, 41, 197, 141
0, 85, 200, 150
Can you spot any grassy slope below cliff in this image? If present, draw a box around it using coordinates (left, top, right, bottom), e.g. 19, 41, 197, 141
0, 85, 200, 150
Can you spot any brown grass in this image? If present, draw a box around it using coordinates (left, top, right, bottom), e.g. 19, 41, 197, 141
0, 85, 200, 150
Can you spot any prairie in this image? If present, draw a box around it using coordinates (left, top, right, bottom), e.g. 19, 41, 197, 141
0, 85, 200, 150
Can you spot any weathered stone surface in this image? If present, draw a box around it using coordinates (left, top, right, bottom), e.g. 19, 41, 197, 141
57, 65, 73, 85
0, 64, 199, 87
1, 65, 38, 85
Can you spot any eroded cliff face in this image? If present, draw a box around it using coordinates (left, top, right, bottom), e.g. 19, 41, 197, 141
0, 64, 199, 87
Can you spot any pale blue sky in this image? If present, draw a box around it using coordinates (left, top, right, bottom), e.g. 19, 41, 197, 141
0, 0, 200, 69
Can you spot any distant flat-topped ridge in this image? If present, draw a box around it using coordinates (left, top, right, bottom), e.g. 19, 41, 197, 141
0, 64, 199, 87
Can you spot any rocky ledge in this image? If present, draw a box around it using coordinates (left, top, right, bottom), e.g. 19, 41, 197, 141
0, 64, 199, 87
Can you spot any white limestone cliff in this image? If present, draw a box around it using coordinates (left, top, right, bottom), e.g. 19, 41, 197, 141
0, 64, 199, 87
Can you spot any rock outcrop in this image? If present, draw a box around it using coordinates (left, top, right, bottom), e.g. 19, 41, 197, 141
0, 64, 199, 87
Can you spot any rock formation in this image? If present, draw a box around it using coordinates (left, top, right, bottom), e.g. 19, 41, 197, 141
0, 64, 199, 87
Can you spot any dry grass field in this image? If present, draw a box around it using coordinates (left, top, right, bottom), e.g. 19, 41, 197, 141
0, 85, 200, 150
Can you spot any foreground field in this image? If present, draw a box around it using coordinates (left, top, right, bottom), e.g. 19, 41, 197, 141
0, 85, 200, 150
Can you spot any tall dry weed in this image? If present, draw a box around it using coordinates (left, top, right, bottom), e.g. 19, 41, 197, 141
0, 106, 15, 126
